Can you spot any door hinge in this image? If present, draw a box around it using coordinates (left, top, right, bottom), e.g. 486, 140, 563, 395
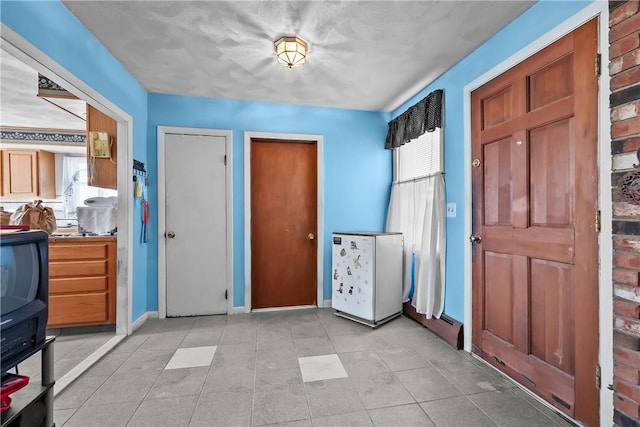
596, 365, 601, 389
595, 209, 601, 233
224, 155, 227, 166
225, 289, 228, 300
595, 53, 601, 77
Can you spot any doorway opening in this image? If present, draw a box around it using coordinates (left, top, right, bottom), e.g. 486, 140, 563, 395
2, 27, 133, 394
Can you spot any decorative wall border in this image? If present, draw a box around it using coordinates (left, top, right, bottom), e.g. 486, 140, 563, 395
0, 129, 85, 144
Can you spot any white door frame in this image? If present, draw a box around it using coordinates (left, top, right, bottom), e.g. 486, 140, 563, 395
462, 3, 612, 424
157, 126, 233, 318
1, 24, 134, 336
244, 131, 324, 312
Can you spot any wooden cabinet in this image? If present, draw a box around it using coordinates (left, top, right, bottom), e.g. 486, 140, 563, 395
1, 149, 55, 199
86, 104, 117, 189
48, 237, 116, 328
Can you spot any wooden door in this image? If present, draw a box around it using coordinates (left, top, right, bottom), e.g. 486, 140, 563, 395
251, 138, 317, 309
471, 20, 598, 426
165, 133, 227, 316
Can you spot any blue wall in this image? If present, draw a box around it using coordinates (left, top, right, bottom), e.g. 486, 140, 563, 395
147, 95, 390, 308
391, 0, 594, 321
3, 0, 597, 323
1, 1, 150, 320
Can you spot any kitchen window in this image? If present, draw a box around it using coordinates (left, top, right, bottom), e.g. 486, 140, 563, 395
62, 156, 116, 219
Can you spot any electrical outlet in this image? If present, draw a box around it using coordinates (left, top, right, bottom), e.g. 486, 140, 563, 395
447, 203, 457, 218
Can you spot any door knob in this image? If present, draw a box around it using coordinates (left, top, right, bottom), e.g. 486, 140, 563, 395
166, 230, 176, 239
308, 233, 315, 241
469, 234, 482, 244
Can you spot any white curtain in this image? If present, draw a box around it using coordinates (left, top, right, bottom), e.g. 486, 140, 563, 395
386, 173, 446, 319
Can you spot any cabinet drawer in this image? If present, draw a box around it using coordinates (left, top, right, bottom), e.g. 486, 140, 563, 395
49, 243, 109, 261
50, 276, 108, 294
50, 260, 108, 277
48, 293, 110, 326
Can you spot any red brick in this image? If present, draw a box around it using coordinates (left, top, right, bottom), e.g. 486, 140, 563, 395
613, 202, 640, 219
616, 346, 640, 369
617, 378, 640, 404
623, 136, 640, 153
611, 12, 640, 43
613, 116, 640, 138
612, 33, 640, 59
615, 252, 640, 269
612, 67, 640, 91
616, 362, 640, 385
616, 298, 640, 318
616, 329, 640, 350
615, 234, 640, 251
611, 1, 640, 27
611, 49, 640, 76
614, 268, 640, 286
615, 392, 640, 420
616, 316, 640, 337
613, 100, 640, 122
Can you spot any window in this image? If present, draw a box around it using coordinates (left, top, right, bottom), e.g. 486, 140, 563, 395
62, 156, 116, 219
393, 128, 443, 182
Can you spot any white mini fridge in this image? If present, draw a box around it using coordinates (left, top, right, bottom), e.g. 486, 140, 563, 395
332, 232, 403, 327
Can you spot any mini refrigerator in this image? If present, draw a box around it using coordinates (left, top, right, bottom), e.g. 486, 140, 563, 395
332, 232, 403, 327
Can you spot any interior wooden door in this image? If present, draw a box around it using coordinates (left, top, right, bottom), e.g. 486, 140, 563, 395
251, 138, 317, 309
471, 19, 599, 426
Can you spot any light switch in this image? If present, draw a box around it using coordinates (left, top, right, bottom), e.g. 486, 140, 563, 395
447, 203, 457, 218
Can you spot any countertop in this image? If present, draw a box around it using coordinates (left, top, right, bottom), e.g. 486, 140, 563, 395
49, 234, 116, 243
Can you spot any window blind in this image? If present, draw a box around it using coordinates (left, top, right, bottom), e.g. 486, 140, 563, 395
394, 128, 443, 182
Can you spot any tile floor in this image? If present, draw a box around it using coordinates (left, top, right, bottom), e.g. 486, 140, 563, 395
17, 328, 115, 383
52, 309, 575, 426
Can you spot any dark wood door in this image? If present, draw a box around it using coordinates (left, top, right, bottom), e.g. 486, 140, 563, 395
251, 138, 317, 309
471, 19, 599, 426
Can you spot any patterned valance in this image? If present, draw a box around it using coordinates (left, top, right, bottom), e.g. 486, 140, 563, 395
385, 89, 443, 150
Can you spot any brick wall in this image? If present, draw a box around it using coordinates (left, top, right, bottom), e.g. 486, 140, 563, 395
611, 2, 640, 426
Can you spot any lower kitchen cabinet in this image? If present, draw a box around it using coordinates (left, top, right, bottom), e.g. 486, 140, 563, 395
48, 237, 116, 328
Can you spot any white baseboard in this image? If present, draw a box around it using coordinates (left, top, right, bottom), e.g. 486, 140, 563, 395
131, 311, 158, 332
231, 306, 246, 314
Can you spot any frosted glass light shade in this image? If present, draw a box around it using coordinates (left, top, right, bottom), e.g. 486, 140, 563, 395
274, 36, 308, 68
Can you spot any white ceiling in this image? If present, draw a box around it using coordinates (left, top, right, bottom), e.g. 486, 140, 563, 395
61, 0, 534, 112
1, 49, 86, 131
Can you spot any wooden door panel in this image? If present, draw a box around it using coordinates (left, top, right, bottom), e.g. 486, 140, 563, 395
529, 118, 574, 227
530, 258, 575, 374
482, 332, 575, 410
483, 251, 515, 342
251, 139, 317, 309
482, 87, 513, 129
528, 54, 574, 111
483, 138, 513, 226
472, 19, 598, 425
482, 227, 574, 264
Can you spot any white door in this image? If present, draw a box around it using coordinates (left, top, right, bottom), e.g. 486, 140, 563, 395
165, 133, 227, 316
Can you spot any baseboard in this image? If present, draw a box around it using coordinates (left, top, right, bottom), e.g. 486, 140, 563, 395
131, 310, 158, 332
403, 302, 463, 349
231, 306, 246, 314
323, 299, 332, 308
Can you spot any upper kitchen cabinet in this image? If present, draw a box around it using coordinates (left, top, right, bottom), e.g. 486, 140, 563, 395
2, 149, 55, 199
86, 104, 117, 190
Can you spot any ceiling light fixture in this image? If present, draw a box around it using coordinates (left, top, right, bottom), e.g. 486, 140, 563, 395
274, 36, 308, 68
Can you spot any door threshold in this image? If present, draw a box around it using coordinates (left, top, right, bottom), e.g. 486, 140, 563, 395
251, 305, 318, 313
